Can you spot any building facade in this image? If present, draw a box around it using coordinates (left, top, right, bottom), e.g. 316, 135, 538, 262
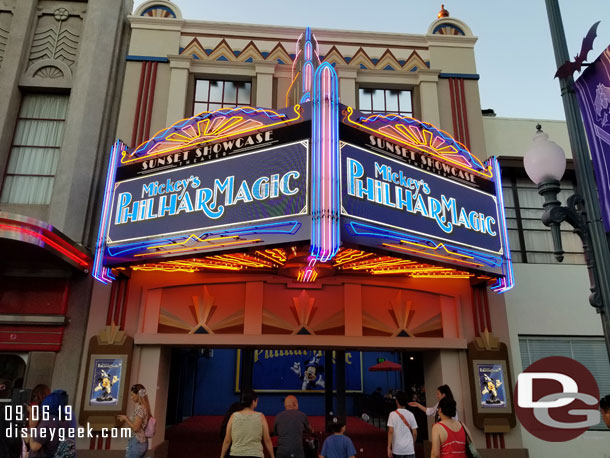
0, 0, 131, 403
81, 2, 521, 457
1, 1, 608, 458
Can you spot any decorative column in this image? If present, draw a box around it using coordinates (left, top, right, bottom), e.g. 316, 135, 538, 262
254, 60, 276, 109
335, 65, 358, 108
165, 54, 191, 125
418, 69, 441, 126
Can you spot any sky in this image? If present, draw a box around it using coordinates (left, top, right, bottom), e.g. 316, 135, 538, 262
133, 0, 610, 121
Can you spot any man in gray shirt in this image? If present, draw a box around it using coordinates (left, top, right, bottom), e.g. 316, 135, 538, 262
273, 395, 311, 458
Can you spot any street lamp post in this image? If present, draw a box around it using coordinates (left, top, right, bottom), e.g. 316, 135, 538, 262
525, 0, 610, 361
524, 126, 605, 317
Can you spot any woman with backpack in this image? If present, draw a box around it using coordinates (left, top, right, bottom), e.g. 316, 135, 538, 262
117, 384, 151, 458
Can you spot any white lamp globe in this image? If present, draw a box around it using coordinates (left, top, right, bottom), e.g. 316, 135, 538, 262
523, 127, 567, 185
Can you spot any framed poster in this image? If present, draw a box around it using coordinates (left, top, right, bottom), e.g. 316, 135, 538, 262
472, 360, 511, 413
467, 341, 516, 431
79, 332, 133, 430
84, 354, 127, 410
236, 349, 363, 393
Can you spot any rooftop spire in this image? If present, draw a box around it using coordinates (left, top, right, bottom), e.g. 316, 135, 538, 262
438, 4, 449, 18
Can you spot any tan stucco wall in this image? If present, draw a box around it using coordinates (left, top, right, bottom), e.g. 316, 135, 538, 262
483, 117, 572, 159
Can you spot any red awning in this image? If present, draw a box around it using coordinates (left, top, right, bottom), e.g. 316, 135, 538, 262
368, 360, 402, 372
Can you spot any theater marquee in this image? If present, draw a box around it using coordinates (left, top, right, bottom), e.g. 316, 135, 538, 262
94, 96, 512, 292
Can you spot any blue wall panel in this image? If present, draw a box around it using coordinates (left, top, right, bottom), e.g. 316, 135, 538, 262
185, 349, 403, 417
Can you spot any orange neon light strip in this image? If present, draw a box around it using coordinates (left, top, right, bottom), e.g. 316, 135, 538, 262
398, 239, 475, 260
344, 107, 492, 179
340, 256, 417, 270
333, 249, 374, 266
134, 239, 261, 257
254, 249, 286, 265
122, 105, 302, 164
147, 235, 239, 250
285, 71, 301, 108
382, 243, 484, 268
131, 261, 242, 272
411, 272, 474, 278
370, 266, 450, 275
209, 253, 273, 268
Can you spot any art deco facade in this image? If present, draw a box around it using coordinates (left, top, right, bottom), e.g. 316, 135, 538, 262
0, 2, 607, 458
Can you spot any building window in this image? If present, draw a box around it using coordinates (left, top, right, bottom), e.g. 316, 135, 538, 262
519, 336, 609, 430
1, 94, 69, 205
501, 167, 584, 264
358, 88, 413, 116
193, 79, 252, 114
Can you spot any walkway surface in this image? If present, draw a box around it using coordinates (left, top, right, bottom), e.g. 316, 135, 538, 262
166, 415, 397, 458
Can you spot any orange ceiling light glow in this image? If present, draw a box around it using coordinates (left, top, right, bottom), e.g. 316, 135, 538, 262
130, 260, 243, 273
208, 253, 273, 268
254, 248, 287, 265
333, 248, 374, 266
337, 255, 417, 271
334, 248, 474, 279
297, 267, 318, 282
411, 271, 474, 279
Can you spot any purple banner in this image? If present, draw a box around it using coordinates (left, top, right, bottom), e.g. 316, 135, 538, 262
575, 45, 610, 232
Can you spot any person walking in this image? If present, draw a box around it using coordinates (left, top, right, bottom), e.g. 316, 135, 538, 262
28, 384, 51, 429
273, 395, 311, 458
386, 391, 417, 458
220, 390, 275, 458
319, 419, 356, 458
117, 384, 151, 458
408, 385, 457, 422
27, 389, 76, 458
430, 398, 472, 458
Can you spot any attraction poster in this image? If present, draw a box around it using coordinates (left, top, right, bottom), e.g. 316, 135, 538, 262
477, 362, 506, 408
89, 358, 123, 406
239, 349, 363, 392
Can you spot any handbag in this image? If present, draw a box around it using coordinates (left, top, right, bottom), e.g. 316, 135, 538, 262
460, 422, 481, 458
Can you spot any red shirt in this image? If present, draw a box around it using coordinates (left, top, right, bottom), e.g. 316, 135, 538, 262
439, 422, 467, 458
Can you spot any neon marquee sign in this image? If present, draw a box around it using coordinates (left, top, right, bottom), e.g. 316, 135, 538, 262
109, 141, 308, 244
342, 145, 501, 254
93, 28, 513, 292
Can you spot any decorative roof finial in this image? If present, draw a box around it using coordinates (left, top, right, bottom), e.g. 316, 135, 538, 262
438, 4, 449, 18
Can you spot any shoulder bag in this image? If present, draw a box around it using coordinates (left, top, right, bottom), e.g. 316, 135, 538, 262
460, 422, 481, 458
394, 410, 414, 437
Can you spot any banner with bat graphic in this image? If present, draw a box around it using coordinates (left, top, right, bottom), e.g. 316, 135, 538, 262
575, 45, 610, 232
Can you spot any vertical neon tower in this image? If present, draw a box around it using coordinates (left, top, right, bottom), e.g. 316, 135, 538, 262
310, 61, 341, 269
93, 140, 125, 284
300, 27, 314, 103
